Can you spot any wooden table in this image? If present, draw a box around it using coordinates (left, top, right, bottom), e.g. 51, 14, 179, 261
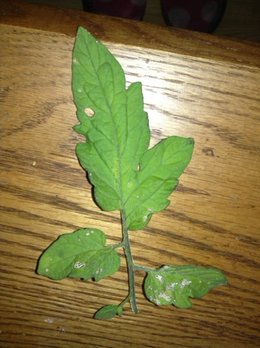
0, 1, 259, 347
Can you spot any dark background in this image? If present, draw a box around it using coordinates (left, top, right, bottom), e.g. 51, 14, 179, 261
26, 0, 260, 42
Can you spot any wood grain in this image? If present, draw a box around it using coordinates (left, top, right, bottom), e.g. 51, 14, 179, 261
13, 0, 260, 42
1, 0, 260, 67
0, 1, 260, 347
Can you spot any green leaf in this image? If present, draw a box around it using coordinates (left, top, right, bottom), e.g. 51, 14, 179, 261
72, 27, 150, 213
72, 27, 194, 230
37, 228, 120, 281
144, 265, 228, 308
94, 304, 123, 320
124, 136, 194, 229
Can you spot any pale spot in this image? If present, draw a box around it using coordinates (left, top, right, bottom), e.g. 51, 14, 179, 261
166, 282, 178, 290
86, 232, 90, 236
77, 88, 82, 93
154, 299, 161, 305
155, 274, 163, 283
32, 161, 37, 167
159, 292, 171, 302
45, 268, 49, 273
84, 107, 95, 117
74, 261, 86, 269
44, 318, 54, 324
73, 57, 78, 64
180, 279, 192, 288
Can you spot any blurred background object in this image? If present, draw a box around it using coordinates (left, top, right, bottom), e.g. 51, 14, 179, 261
82, 0, 147, 20
160, 0, 227, 33
82, 0, 226, 33
25, 0, 260, 41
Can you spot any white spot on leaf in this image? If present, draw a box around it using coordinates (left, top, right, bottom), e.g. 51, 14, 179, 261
166, 282, 178, 290
74, 261, 86, 269
158, 292, 171, 302
155, 274, 163, 283
84, 107, 95, 117
180, 279, 192, 288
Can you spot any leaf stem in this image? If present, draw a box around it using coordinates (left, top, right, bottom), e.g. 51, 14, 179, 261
133, 265, 155, 273
111, 241, 124, 249
119, 295, 130, 308
121, 210, 138, 314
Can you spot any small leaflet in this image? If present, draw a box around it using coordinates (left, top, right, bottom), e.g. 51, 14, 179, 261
37, 228, 120, 281
94, 304, 123, 320
144, 265, 228, 308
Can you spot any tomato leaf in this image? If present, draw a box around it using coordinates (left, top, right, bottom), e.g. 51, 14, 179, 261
37, 228, 120, 281
144, 265, 228, 308
94, 304, 123, 320
72, 27, 194, 230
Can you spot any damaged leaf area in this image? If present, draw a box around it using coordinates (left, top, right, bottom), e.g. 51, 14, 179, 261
37, 228, 120, 281
144, 265, 228, 308
36, 27, 228, 319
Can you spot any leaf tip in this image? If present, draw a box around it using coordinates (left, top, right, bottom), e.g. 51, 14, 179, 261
187, 137, 195, 146
76, 25, 85, 36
